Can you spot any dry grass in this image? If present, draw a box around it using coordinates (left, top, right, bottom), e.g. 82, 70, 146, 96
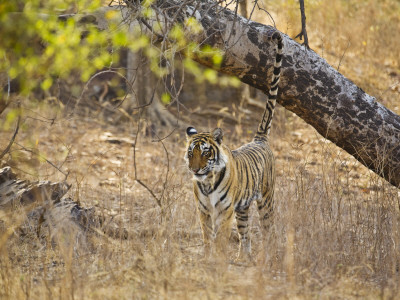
1, 106, 400, 299
1, 0, 400, 299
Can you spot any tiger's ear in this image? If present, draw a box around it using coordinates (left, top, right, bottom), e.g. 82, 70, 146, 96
212, 128, 223, 144
186, 127, 198, 139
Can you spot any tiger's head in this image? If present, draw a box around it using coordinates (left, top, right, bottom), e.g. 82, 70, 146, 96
184, 127, 227, 181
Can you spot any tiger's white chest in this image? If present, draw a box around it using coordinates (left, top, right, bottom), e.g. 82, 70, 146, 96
209, 190, 222, 208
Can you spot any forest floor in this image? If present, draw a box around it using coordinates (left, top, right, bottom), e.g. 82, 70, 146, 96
1, 81, 400, 299
1, 1, 400, 299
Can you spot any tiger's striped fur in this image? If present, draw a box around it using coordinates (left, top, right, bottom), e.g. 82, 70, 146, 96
184, 29, 283, 259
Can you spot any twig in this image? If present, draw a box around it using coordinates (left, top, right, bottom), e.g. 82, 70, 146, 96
225, 0, 240, 46
255, 1, 276, 28
151, 131, 170, 205
73, 70, 133, 115
14, 142, 69, 178
337, 40, 351, 71
139, 17, 165, 41
151, 125, 178, 142
136, 179, 161, 206
0, 114, 20, 161
133, 110, 162, 208
294, 0, 310, 49
192, 108, 239, 123
0, 54, 11, 115
0, 84, 21, 160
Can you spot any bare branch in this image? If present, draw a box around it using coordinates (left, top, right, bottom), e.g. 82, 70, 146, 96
14, 142, 69, 178
294, 0, 310, 49
133, 110, 162, 208
337, 40, 351, 71
0, 114, 20, 161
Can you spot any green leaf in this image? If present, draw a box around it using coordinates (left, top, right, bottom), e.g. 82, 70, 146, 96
204, 69, 217, 84
169, 24, 184, 41
185, 17, 203, 34
212, 52, 224, 67
113, 31, 128, 46
161, 93, 171, 105
41, 77, 53, 90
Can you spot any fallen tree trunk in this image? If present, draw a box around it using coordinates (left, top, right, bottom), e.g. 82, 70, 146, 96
0, 167, 127, 246
79, 2, 400, 187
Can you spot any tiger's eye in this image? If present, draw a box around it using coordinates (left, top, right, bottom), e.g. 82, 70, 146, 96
203, 151, 210, 157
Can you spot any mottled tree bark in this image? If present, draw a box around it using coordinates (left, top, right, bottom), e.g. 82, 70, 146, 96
79, 2, 400, 187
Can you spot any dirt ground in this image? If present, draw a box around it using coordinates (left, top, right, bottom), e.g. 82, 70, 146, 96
1, 1, 400, 298
1, 75, 400, 298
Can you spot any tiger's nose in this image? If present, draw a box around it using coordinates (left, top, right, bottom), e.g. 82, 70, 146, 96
191, 167, 200, 174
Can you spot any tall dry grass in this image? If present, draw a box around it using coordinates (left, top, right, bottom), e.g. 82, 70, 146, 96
1, 110, 400, 299
1, 0, 400, 299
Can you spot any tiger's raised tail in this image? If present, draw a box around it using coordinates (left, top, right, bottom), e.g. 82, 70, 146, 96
256, 29, 283, 136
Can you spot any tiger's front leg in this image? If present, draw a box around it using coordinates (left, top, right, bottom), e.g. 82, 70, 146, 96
213, 207, 235, 255
199, 210, 213, 256
194, 190, 213, 256
235, 207, 252, 261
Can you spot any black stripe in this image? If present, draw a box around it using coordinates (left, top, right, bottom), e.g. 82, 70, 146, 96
247, 152, 263, 176
262, 184, 274, 197
237, 215, 249, 222
198, 200, 209, 211
246, 150, 259, 166
270, 77, 280, 86
273, 67, 281, 75
217, 201, 232, 216
263, 210, 273, 220
265, 105, 273, 114
212, 167, 226, 192
249, 171, 257, 190
258, 197, 269, 210
270, 85, 279, 91
215, 189, 228, 209
220, 190, 228, 202
222, 202, 232, 212
276, 54, 282, 62
243, 166, 249, 193
197, 182, 208, 196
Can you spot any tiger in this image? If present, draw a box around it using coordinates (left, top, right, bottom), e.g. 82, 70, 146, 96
184, 29, 283, 260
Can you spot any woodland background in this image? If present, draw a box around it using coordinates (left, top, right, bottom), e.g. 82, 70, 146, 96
1, 0, 400, 299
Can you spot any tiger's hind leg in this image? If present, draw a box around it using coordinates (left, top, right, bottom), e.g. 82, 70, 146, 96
257, 189, 274, 233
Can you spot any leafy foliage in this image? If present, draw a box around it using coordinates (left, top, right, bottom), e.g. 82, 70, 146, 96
0, 0, 239, 100
0, 1, 114, 95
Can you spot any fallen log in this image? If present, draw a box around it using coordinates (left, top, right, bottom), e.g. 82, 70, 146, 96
0, 166, 127, 246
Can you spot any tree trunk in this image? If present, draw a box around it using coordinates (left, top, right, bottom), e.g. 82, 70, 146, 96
77, 3, 400, 188
126, 48, 180, 132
